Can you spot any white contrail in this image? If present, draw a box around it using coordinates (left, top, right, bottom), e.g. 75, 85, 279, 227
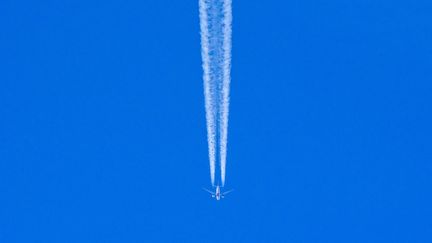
219, 0, 232, 187
199, 0, 217, 186
199, 0, 232, 187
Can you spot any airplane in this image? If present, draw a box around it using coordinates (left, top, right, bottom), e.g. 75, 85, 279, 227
203, 185, 233, 200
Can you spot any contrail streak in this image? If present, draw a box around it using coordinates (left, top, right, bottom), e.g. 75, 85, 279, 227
219, 0, 232, 187
199, 0, 232, 187
199, 0, 217, 186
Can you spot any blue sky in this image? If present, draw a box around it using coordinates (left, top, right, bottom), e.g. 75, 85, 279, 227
1, 0, 431, 242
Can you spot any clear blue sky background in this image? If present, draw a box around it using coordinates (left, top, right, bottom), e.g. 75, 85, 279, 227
1, 0, 431, 242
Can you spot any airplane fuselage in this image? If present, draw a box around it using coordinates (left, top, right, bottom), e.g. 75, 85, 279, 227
215, 186, 221, 200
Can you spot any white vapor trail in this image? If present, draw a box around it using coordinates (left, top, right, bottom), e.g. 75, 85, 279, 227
199, 0, 217, 185
199, 0, 232, 187
219, 0, 232, 187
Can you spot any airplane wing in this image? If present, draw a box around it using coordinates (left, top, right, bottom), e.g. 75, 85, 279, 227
202, 188, 215, 195
222, 189, 234, 195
